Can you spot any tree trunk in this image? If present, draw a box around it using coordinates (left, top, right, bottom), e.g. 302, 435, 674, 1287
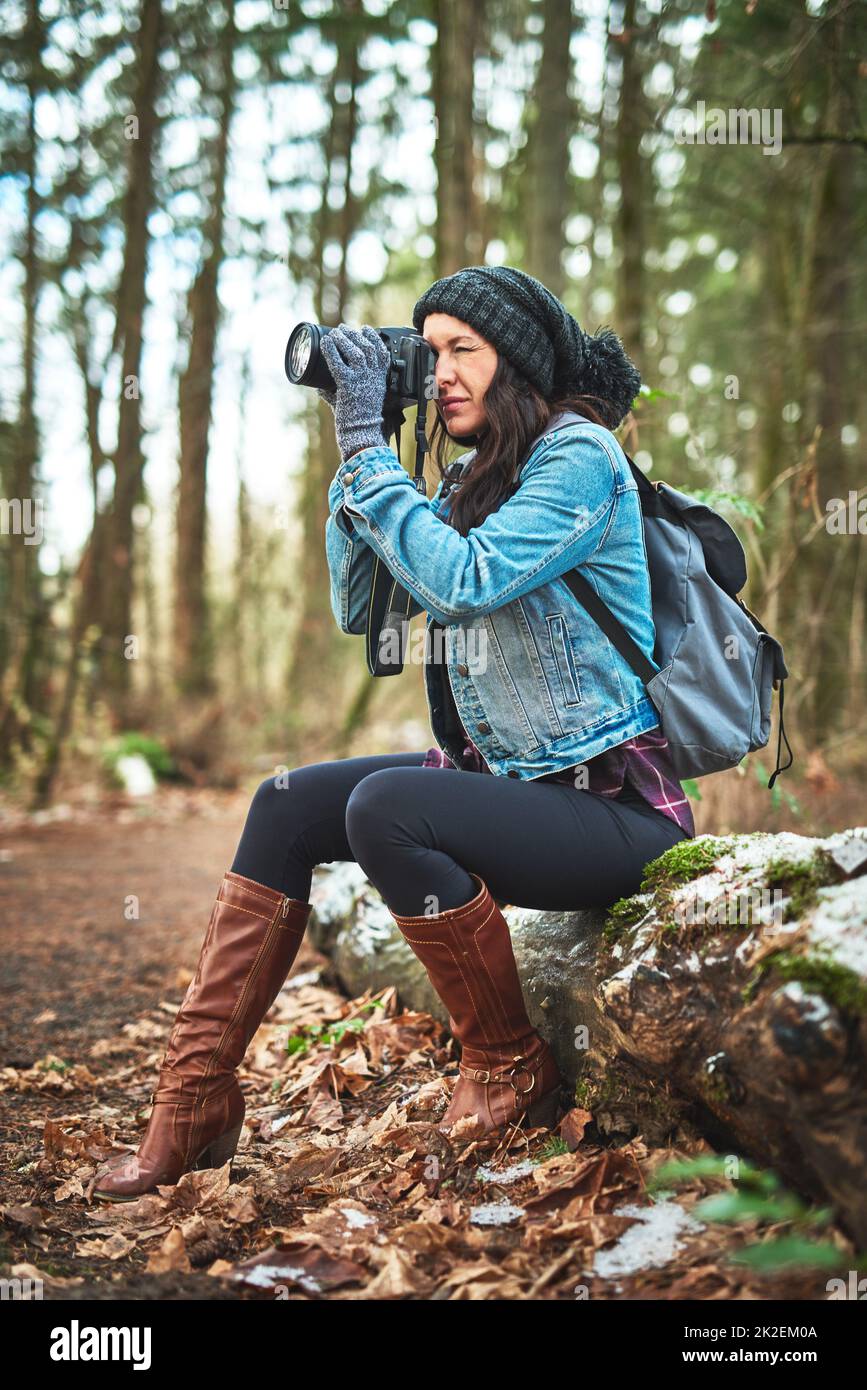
613, 0, 644, 360
433, 0, 483, 275
174, 0, 237, 695
524, 0, 574, 298
283, 1, 364, 755
800, 0, 858, 740
0, 0, 44, 768
98, 0, 163, 720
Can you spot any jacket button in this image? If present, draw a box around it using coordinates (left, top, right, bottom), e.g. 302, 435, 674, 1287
476, 721, 490, 734
507, 769, 519, 778
456, 663, 469, 676
343, 471, 356, 484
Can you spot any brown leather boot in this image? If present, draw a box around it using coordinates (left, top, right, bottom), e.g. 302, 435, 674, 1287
92, 870, 311, 1201
389, 873, 563, 1138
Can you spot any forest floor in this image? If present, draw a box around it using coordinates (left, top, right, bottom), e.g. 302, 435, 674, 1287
0, 784, 852, 1302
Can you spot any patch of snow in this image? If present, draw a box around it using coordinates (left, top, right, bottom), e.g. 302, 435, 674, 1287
592, 1200, 705, 1279
476, 1159, 536, 1185
339, 1206, 374, 1228
806, 882, 867, 977
469, 1201, 525, 1226
233, 1263, 323, 1294
773, 981, 838, 1026
603, 956, 671, 995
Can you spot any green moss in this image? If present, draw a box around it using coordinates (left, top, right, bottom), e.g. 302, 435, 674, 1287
697, 1066, 731, 1107
750, 947, 867, 1017
603, 836, 737, 948
763, 848, 839, 923
640, 836, 738, 894
575, 1072, 618, 1110
602, 837, 843, 966
602, 893, 651, 944
574, 1063, 640, 1113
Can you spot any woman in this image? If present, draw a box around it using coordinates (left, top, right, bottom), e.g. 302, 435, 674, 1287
92, 265, 692, 1202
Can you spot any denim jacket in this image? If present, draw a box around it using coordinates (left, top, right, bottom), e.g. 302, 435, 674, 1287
324, 419, 661, 780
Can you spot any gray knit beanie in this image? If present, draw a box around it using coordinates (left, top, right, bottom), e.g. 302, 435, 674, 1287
412, 264, 641, 429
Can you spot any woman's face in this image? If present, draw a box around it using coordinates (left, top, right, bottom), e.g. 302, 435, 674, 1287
422, 313, 498, 437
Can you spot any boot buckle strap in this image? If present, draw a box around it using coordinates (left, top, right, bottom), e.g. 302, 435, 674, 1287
459, 1065, 491, 1083
457, 1053, 541, 1095
507, 1056, 537, 1101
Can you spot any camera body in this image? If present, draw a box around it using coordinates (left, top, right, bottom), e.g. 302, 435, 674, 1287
284, 322, 436, 413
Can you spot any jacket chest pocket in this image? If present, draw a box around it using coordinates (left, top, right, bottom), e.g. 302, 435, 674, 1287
545, 612, 583, 707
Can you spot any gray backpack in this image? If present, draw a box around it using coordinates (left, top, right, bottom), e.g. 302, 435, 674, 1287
521, 410, 792, 785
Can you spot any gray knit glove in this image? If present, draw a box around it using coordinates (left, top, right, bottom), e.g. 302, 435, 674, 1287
319, 324, 394, 462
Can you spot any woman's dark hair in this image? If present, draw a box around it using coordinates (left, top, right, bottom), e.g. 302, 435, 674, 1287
427, 354, 620, 536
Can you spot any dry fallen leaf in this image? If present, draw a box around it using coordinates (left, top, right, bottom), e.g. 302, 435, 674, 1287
559, 1106, 592, 1150
229, 1241, 367, 1295
54, 1175, 85, 1203
146, 1225, 191, 1274
75, 1230, 136, 1260
11, 1261, 83, 1290
364, 1244, 432, 1298
269, 1144, 342, 1192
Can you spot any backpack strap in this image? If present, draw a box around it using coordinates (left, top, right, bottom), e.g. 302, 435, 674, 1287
556, 443, 661, 685
560, 568, 659, 685
767, 678, 794, 788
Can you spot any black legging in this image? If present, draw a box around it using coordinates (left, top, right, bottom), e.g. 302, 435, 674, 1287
229, 751, 687, 917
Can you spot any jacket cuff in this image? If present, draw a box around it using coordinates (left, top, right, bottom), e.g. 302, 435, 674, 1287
336, 446, 405, 499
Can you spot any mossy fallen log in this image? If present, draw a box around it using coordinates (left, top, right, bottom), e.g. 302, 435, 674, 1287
307, 826, 867, 1243
598, 826, 867, 1246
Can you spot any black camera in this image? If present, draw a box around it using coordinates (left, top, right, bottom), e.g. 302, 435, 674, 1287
284, 323, 436, 414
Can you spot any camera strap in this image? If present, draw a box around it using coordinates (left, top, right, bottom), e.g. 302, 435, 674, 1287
364, 391, 431, 677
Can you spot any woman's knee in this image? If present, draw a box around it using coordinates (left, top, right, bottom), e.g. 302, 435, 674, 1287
250, 769, 293, 809
344, 768, 404, 859
242, 769, 312, 840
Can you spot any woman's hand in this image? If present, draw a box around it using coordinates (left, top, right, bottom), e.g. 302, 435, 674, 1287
320, 324, 393, 461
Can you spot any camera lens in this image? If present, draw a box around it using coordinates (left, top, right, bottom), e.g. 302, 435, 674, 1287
284, 322, 336, 392
288, 326, 312, 379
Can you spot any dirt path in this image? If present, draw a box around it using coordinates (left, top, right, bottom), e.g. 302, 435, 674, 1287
0, 788, 324, 1299
1, 789, 310, 1070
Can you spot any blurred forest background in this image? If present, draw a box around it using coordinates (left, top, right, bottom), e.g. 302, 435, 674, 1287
0, 0, 865, 835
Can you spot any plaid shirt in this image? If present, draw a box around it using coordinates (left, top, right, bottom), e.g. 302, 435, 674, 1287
421, 724, 695, 839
